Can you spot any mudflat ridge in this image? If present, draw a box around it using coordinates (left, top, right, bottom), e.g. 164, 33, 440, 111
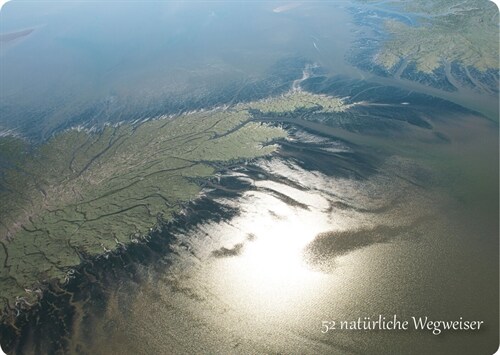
0, 101, 290, 313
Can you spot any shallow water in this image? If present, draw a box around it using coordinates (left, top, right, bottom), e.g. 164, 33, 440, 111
3, 107, 497, 354
0, 1, 498, 354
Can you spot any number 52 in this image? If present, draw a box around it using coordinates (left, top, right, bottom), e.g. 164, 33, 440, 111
322, 321, 335, 333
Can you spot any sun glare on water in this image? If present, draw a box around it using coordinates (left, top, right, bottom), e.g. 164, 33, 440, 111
209, 186, 333, 316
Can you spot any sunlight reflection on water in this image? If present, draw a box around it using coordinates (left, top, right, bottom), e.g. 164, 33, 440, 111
210, 190, 329, 315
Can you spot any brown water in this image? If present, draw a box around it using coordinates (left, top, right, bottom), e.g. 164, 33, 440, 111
21, 111, 493, 355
